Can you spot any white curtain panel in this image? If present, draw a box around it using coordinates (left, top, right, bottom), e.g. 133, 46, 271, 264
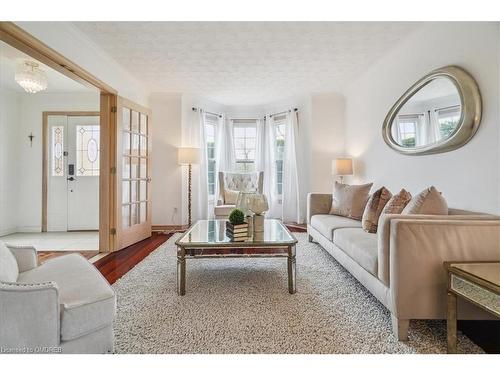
262, 116, 280, 218
254, 119, 265, 172
216, 115, 236, 172
214, 115, 236, 204
195, 110, 209, 220
415, 115, 425, 146
429, 110, 441, 143
392, 118, 402, 144
281, 111, 302, 224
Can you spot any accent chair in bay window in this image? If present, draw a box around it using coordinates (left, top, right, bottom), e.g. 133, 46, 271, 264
214, 171, 264, 219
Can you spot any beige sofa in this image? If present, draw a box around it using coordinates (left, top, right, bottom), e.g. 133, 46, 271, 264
307, 193, 500, 341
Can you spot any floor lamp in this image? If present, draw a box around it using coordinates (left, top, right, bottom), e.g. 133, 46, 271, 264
178, 147, 199, 227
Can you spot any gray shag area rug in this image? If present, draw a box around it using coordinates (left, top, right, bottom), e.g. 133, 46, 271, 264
112, 233, 483, 354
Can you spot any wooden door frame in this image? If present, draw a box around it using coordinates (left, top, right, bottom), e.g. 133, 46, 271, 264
42, 111, 100, 232
0, 22, 118, 253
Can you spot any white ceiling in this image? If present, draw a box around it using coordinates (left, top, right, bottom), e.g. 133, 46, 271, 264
0, 41, 94, 93
73, 22, 422, 106
410, 77, 459, 103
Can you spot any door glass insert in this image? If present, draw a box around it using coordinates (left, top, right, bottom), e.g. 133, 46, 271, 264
51, 125, 64, 176
76, 125, 100, 176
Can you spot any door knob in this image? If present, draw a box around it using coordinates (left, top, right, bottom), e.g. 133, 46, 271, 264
147, 177, 152, 183
67, 177, 76, 181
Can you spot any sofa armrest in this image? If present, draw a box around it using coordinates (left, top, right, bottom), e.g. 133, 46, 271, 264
5, 244, 38, 272
388, 219, 500, 320
0, 281, 60, 349
307, 193, 332, 224
377, 214, 499, 286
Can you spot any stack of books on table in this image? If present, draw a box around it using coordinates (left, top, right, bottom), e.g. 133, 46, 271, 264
226, 222, 249, 242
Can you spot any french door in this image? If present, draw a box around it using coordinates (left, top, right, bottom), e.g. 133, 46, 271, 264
115, 97, 152, 250
45, 113, 100, 231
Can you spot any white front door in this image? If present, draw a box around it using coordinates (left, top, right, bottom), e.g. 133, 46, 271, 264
47, 114, 100, 231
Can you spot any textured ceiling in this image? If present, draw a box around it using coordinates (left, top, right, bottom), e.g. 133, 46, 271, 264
73, 22, 421, 105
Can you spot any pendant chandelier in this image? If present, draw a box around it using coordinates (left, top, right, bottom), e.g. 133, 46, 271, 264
15, 60, 48, 94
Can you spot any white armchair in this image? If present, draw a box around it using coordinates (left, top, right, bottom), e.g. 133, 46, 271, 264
214, 171, 264, 219
0, 242, 115, 354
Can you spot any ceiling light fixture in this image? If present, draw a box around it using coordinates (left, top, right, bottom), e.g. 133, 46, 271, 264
15, 60, 48, 94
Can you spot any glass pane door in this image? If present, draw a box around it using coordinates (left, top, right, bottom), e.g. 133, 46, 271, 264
116, 97, 152, 250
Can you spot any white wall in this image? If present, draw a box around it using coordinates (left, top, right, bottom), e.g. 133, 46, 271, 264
0, 89, 20, 235
150, 93, 183, 225
344, 22, 500, 214
13, 92, 99, 232
310, 93, 345, 193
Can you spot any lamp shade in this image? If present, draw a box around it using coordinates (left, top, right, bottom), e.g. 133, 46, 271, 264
178, 147, 199, 165
332, 158, 353, 176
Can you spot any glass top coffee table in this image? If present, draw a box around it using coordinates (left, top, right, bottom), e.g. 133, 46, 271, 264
175, 219, 298, 295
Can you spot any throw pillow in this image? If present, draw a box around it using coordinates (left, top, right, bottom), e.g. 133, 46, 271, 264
402, 186, 448, 215
224, 189, 240, 205
329, 181, 373, 220
383, 188, 412, 214
362, 187, 392, 233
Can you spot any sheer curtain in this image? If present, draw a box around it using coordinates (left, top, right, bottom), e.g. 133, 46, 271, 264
261, 116, 280, 218
216, 115, 236, 172
254, 118, 265, 171
195, 109, 209, 220
214, 115, 236, 205
281, 111, 301, 223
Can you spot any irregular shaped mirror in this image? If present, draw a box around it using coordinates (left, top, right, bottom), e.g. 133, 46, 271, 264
382, 66, 481, 155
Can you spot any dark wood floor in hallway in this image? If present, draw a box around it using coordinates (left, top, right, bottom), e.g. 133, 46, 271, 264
93, 226, 498, 354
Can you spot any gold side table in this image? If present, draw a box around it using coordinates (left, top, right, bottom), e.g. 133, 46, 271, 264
444, 261, 500, 353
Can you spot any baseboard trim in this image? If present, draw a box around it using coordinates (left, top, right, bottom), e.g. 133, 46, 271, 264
152, 224, 188, 233
0, 227, 17, 237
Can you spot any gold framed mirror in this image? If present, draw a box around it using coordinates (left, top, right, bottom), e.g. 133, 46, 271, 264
382, 66, 481, 155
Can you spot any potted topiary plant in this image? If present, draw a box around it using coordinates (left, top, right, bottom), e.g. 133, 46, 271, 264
228, 208, 245, 225
226, 208, 248, 241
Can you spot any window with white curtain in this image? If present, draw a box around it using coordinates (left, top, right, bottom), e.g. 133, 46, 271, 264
233, 120, 257, 172
273, 114, 286, 197
396, 115, 418, 147
204, 114, 218, 197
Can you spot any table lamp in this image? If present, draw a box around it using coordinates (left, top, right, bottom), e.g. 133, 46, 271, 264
332, 158, 353, 184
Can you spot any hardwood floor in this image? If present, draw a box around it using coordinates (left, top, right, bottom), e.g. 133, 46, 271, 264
38, 250, 99, 264
93, 225, 498, 353
93, 233, 174, 284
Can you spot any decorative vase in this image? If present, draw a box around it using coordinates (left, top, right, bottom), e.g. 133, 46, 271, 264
249, 193, 269, 215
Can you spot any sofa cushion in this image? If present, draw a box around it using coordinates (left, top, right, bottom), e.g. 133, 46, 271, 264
214, 204, 236, 218
17, 254, 115, 341
0, 242, 18, 283
310, 214, 362, 240
333, 228, 378, 277
402, 186, 448, 215
362, 187, 392, 233
329, 182, 373, 220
